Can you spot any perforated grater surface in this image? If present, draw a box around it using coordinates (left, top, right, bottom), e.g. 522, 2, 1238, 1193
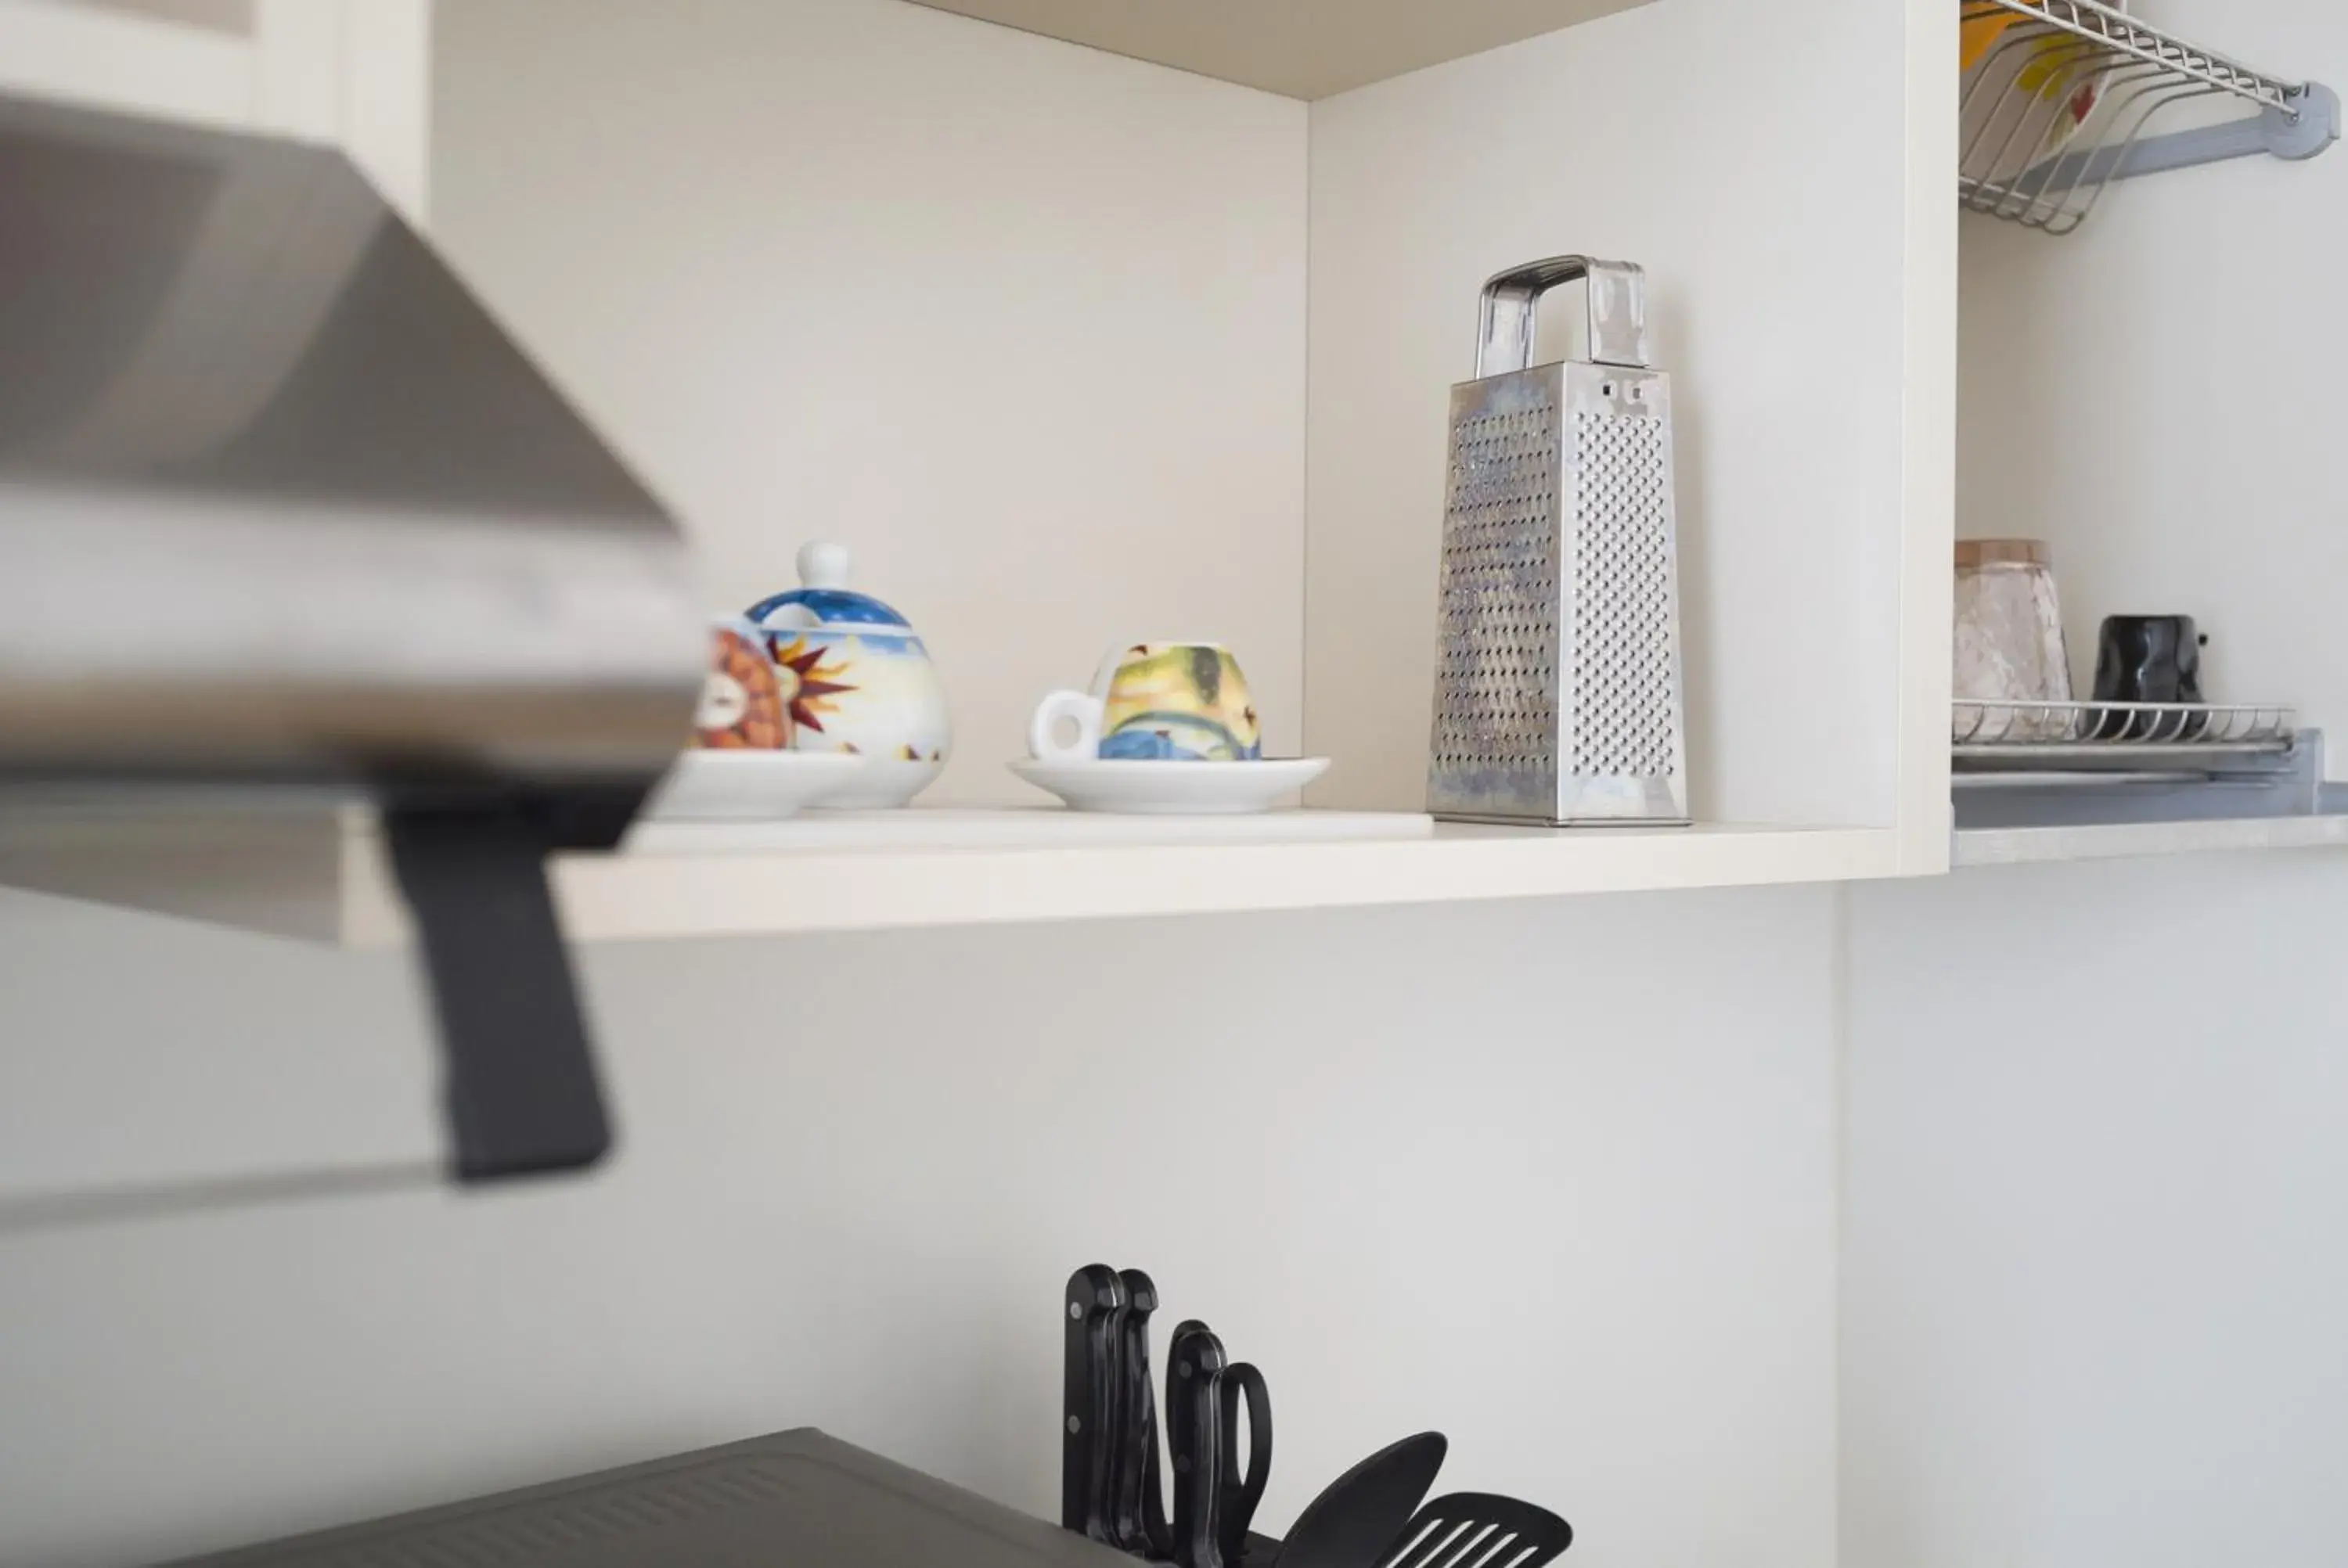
1427, 257, 1688, 825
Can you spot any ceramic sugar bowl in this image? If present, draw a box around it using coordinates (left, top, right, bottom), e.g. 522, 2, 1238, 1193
746, 542, 950, 807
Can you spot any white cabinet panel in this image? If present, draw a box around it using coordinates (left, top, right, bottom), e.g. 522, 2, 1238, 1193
0, 0, 429, 220
904, 0, 1651, 100
1304, 0, 1953, 863
0, 0, 254, 129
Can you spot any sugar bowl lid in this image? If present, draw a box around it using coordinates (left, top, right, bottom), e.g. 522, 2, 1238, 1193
747, 542, 912, 632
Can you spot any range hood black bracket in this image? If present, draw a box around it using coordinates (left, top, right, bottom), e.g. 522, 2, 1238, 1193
0, 92, 706, 1188
383, 800, 621, 1182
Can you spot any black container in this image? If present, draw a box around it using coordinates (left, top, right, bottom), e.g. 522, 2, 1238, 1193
2092, 615, 2205, 739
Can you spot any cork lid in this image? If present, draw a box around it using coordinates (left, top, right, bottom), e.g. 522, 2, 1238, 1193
1954, 538, 2051, 569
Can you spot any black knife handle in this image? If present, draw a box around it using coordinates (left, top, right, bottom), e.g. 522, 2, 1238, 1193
1167, 1321, 1227, 1568
1103, 1279, 1134, 1547
1139, 1314, 1173, 1557
1215, 1364, 1272, 1566
1111, 1268, 1165, 1555
1063, 1265, 1126, 1541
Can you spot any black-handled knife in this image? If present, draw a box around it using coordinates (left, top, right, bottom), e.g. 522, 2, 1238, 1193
1215, 1362, 1273, 1566
1167, 1320, 1228, 1568
1111, 1268, 1170, 1556
1102, 1275, 1134, 1545
1063, 1264, 1127, 1542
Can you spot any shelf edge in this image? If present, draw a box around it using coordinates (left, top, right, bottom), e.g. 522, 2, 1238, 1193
344, 822, 1902, 945
1953, 815, 2348, 869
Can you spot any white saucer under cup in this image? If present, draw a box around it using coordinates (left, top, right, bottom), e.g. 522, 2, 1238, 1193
1010, 757, 1329, 815
646, 750, 867, 821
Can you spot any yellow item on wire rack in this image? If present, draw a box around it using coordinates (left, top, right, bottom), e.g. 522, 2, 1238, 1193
1961, 1, 2116, 136
1961, 9, 2023, 75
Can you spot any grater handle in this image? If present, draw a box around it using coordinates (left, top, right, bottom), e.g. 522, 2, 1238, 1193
1475, 256, 1648, 376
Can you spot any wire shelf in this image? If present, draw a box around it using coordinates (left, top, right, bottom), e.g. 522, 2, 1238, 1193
1960, 0, 2338, 234
1952, 698, 2298, 772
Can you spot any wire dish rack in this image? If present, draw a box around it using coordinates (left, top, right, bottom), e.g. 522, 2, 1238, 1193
1953, 698, 2298, 773
1961, 0, 2339, 234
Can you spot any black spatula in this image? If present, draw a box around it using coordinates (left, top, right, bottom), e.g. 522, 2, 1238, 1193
1380, 1492, 1572, 1568
1273, 1432, 1446, 1568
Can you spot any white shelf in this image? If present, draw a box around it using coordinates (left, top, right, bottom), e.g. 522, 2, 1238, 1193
0, 800, 1896, 946
1954, 815, 2348, 868
901, 0, 1651, 100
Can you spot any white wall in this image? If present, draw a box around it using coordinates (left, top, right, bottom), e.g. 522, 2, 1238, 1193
1843, 7, 2348, 1560
0, 883, 1842, 1568
13, 5, 2343, 1568
428, 0, 1308, 805
1303, 0, 1913, 827
0, 5, 1842, 1566
1957, 0, 2348, 764
1842, 851, 2348, 1568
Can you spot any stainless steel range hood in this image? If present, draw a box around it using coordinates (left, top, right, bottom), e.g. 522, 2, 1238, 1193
0, 92, 707, 1182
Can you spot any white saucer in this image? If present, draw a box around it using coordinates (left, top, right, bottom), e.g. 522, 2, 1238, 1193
805, 754, 945, 811
1010, 757, 1330, 815
644, 750, 866, 822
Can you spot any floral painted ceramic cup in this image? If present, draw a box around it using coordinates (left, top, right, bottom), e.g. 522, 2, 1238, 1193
693, 616, 790, 750
1028, 642, 1262, 762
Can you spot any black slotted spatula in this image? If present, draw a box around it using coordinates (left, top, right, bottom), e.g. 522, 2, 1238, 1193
1273, 1432, 1446, 1568
1381, 1491, 1573, 1568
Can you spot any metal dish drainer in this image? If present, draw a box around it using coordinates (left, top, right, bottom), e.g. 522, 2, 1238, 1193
1950, 700, 2346, 832
1953, 698, 2296, 769
1960, 0, 2339, 234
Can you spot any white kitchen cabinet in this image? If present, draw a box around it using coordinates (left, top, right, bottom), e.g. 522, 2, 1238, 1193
1944, 0, 2348, 865
0, 0, 430, 220
0, 0, 1959, 942
11, 0, 2339, 941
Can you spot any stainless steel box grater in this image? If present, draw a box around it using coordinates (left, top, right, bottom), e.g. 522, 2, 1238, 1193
1427, 256, 1688, 825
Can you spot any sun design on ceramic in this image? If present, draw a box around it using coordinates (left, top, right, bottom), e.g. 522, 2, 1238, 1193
767, 636, 856, 735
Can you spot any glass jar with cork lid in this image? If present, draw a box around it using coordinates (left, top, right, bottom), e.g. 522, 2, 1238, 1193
1954, 538, 2072, 741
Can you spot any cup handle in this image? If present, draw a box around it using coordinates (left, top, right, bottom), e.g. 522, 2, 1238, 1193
1029, 690, 1104, 761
